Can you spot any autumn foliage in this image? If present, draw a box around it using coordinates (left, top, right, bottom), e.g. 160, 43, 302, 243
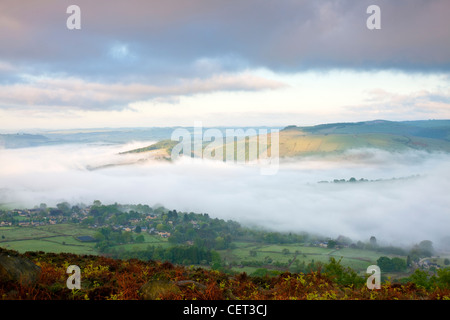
1, 249, 450, 300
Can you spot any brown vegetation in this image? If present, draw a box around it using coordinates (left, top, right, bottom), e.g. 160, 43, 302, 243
1, 248, 449, 300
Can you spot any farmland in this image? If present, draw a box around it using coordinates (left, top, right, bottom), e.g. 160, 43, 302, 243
0, 224, 98, 255
216, 241, 413, 277
0, 222, 407, 276
1, 201, 449, 283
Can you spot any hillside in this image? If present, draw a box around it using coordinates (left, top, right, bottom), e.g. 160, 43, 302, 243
1, 247, 450, 300
120, 120, 450, 160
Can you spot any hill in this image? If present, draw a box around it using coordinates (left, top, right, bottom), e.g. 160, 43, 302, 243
0, 134, 51, 149
1, 247, 450, 300
120, 120, 450, 160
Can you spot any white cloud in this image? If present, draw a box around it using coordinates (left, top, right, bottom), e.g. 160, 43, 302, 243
0, 72, 286, 111
346, 87, 450, 119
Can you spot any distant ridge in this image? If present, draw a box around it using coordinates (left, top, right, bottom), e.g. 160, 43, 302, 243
120, 120, 450, 159
283, 119, 450, 140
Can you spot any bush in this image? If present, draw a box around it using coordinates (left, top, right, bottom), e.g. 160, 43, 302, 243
436, 268, 450, 289
409, 269, 436, 290
322, 257, 365, 288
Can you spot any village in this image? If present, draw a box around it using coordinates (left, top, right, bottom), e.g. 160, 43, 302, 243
0, 203, 203, 240
0, 202, 446, 275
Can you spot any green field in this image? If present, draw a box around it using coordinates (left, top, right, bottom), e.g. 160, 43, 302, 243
0, 224, 170, 255
1, 224, 437, 279
218, 241, 408, 275
0, 224, 99, 254
110, 233, 171, 251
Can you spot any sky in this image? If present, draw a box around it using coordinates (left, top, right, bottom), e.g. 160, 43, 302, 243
0, 0, 450, 129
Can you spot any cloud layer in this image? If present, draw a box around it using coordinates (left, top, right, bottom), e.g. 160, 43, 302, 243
2, 0, 450, 75
1, 142, 449, 247
0, 73, 286, 110
1, 1, 449, 127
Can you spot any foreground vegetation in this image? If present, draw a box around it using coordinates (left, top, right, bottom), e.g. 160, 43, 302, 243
2, 247, 450, 300
2, 201, 450, 300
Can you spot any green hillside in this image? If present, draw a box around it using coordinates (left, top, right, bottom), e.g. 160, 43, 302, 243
120, 120, 450, 160
119, 139, 178, 155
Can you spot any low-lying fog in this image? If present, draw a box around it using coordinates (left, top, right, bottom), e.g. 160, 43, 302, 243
1, 142, 450, 248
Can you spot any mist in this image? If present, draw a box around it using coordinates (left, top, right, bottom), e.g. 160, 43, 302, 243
1, 142, 450, 248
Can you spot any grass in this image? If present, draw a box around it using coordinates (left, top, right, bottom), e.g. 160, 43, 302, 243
120, 139, 178, 154
0, 224, 416, 278
0, 224, 174, 256
111, 234, 170, 251
0, 224, 98, 254
0, 238, 97, 255
219, 242, 409, 275
278, 131, 450, 157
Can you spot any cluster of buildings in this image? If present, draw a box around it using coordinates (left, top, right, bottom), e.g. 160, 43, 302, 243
0, 209, 68, 227
88, 214, 172, 239
1, 207, 204, 240
413, 258, 442, 270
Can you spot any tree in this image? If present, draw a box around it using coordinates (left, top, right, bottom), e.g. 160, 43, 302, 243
135, 235, 145, 243
407, 255, 412, 267
391, 257, 407, 272
93, 200, 102, 207
377, 256, 394, 272
122, 231, 133, 243
327, 240, 337, 249
436, 268, 450, 289
370, 236, 377, 246
418, 240, 434, 257
215, 236, 226, 250
56, 202, 71, 215
322, 257, 365, 287
135, 226, 142, 233
71, 205, 81, 214
168, 210, 178, 220
410, 269, 436, 290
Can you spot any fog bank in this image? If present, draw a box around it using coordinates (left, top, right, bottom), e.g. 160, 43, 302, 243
1, 143, 450, 247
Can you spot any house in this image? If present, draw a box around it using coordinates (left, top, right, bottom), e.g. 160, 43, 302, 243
317, 241, 328, 248
158, 231, 171, 238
